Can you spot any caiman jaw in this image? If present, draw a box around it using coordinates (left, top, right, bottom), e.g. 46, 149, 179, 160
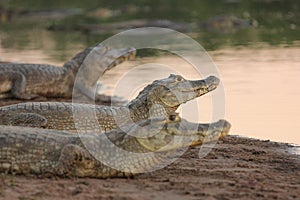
137, 118, 231, 152
198, 119, 231, 137
191, 76, 220, 97
188, 119, 231, 146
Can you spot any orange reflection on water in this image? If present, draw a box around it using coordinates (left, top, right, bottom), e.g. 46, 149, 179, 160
213, 46, 300, 144
104, 46, 300, 144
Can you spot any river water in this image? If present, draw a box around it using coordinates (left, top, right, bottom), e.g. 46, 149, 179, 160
103, 46, 300, 145
211, 46, 300, 145
1, 45, 299, 145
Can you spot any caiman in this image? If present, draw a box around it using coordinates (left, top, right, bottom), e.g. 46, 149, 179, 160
0, 113, 231, 178
0, 74, 219, 132
0, 44, 136, 102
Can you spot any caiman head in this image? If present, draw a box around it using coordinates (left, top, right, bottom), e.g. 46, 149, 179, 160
130, 113, 231, 152
63, 43, 136, 74
129, 74, 220, 114
78, 113, 230, 177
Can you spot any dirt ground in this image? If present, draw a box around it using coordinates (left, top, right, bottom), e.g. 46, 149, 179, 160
0, 99, 299, 200
0, 136, 299, 200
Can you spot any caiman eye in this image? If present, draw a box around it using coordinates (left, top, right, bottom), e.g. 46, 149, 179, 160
176, 76, 183, 81
169, 114, 176, 121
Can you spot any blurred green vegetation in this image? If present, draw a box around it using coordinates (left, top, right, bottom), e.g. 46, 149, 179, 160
0, 0, 299, 60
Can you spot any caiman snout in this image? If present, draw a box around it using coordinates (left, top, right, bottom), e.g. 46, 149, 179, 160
197, 119, 231, 138
190, 75, 220, 96
205, 76, 220, 91
217, 119, 231, 137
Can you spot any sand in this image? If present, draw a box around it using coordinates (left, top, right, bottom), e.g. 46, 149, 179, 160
0, 135, 299, 200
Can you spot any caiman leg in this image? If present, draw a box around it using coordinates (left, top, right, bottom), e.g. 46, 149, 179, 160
7, 113, 48, 128
0, 71, 41, 100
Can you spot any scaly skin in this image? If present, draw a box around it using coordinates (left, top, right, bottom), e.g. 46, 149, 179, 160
0, 44, 136, 102
0, 75, 220, 132
0, 113, 231, 178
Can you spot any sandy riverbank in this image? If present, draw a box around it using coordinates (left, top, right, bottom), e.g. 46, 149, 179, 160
0, 135, 299, 200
